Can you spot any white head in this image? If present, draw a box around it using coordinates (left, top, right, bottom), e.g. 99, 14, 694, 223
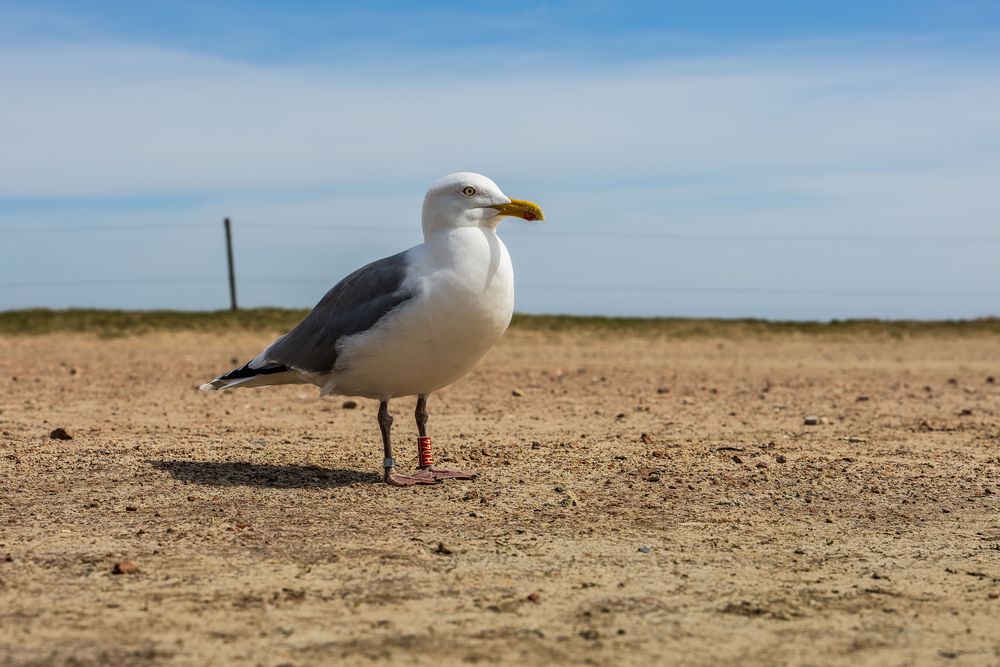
421, 172, 544, 238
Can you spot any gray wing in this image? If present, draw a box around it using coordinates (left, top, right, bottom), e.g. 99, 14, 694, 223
254, 249, 416, 374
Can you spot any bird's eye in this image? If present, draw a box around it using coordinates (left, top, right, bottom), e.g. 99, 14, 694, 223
462, 186, 476, 197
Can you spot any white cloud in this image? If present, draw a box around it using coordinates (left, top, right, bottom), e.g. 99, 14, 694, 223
2, 39, 998, 197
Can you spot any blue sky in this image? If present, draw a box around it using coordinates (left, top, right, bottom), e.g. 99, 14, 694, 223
2, 1, 1000, 319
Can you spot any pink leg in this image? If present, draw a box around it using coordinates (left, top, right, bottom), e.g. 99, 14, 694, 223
379, 400, 438, 486
385, 469, 440, 486
415, 395, 478, 482
424, 467, 478, 481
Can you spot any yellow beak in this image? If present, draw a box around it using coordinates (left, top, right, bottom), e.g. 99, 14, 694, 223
491, 198, 545, 222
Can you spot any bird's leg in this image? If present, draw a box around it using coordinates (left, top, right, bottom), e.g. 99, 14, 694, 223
415, 395, 429, 439
415, 395, 431, 468
380, 400, 436, 486
414, 394, 478, 481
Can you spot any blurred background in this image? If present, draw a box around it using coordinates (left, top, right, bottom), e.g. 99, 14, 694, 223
2, 0, 999, 320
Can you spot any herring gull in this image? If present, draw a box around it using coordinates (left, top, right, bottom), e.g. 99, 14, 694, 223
200, 172, 544, 486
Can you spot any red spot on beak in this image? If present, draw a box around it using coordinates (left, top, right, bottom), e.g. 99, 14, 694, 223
522, 212, 537, 221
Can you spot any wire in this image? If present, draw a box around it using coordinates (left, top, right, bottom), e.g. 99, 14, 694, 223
507, 230, 1000, 244
239, 223, 410, 234
0, 277, 225, 288
517, 284, 1000, 297
2, 275, 997, 298
1, 221, 998, 244
0, 224, 209, 234
241, 223, 1000, 244
242, 278, 1000, 298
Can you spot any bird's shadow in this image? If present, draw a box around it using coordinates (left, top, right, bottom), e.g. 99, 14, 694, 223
148, 460, 380, 488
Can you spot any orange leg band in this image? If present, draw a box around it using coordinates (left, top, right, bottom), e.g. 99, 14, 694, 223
417, 436, 434, 468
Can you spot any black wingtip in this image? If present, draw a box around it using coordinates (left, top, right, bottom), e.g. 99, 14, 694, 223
216, 360, 290, 383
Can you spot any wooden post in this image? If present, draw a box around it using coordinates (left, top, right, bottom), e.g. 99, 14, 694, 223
224, 217, 238, 311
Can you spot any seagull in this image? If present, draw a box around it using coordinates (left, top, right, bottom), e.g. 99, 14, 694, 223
200, 172, 544, 486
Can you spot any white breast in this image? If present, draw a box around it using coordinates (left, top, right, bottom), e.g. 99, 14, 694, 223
325, 226, 515, 399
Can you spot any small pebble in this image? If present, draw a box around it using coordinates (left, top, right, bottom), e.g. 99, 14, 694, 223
856, 395, 870, 402
125, 506, 137, 512
732, 455, 743, 464
638, 546, 652, 554
775, 455, 787, 463
803, 416, 819, 426
112, 561, 139, 575
511, 388, 524, 397
526, 591, 541, 603
656, 386, 670, 394
755, 461, 768, 469
559, 493, 579, 507
341, 400, 358, 409
49, 427, 73, 440
434, 542, 453, 556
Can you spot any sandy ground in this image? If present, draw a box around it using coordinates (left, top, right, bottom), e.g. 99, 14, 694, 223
0, 328, 998, 666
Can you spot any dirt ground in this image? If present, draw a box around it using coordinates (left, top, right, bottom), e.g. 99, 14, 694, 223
1, 327, 998, 666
